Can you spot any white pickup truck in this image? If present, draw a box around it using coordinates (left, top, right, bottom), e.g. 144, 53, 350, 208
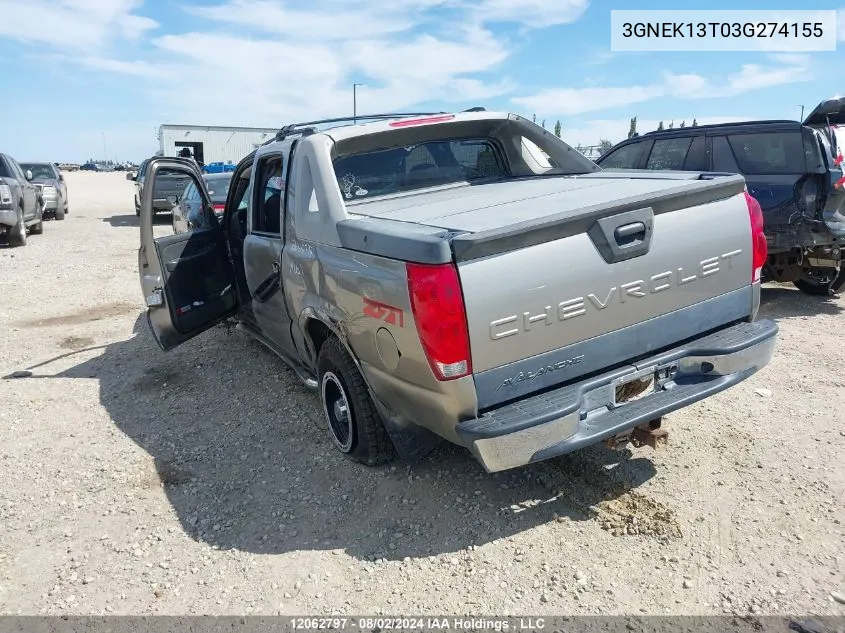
138, 110, 778, 472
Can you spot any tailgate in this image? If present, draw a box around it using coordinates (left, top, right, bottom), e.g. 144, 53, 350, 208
454, 174, 754, 408
153, 174, 190, 197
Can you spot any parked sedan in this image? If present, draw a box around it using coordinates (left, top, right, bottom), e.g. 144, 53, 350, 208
20, 162, 68, 219
0, 153, 44, 246
172, 172, 232, 233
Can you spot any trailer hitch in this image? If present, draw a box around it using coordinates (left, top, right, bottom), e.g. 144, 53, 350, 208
631, 418, 668, 449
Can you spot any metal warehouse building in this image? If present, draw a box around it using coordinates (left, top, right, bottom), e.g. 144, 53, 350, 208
158, 124, 278, 166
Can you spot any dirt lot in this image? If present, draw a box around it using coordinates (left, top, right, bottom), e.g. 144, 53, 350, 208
0, 171, 843, 616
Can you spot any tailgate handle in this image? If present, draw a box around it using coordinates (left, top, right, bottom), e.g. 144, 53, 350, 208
614, 222, 646, 245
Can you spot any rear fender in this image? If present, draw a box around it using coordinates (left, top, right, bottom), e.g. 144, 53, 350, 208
298, 309, 439, 460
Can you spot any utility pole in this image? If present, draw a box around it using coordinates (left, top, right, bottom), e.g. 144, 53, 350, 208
353, 83, 363, 124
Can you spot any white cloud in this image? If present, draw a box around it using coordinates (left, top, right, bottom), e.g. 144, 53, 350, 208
0, 0, 157, 50
838, 8, 845, 41
470, 0, 589, 28
513, 86, 661, 116
516, 55, 812, 118
189, 0, 589, 36
0, 0, 531, 130
186, 0, 417, 40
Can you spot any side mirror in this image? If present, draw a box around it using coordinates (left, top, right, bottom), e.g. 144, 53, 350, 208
59, 174, 64, 181
126, 172, 136, 181
166, 195, 178, 205
25, 170, 33, 181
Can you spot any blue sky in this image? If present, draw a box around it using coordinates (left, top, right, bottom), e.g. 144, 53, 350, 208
0, 0, 842, 162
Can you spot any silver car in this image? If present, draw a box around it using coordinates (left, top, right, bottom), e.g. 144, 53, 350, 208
138, 111, 777, 473
20, 162, 68, 220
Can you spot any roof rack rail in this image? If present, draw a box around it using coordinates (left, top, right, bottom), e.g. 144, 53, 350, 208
269, 112, 450, 142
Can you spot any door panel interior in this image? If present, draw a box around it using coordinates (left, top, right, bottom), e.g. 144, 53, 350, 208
155, 228, 237, 334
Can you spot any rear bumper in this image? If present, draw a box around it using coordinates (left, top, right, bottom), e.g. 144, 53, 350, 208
152, 198, 175, 211
41, 193, 59, 211
456, 319, 778, 473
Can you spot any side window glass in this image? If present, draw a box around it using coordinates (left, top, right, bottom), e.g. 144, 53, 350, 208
252, 155, 285, 235
599, 142, 644, 169
645, 137, 693, 170
726, 132, 804, 174
10, 158, 27, 181
711, 136, 740, 173
802, 127, 824, 172
683, 136, 708, 171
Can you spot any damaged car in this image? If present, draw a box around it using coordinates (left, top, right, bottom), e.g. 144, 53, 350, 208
597, 96, 845, 295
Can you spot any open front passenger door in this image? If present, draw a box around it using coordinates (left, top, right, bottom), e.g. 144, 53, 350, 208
138, 158, 238, 351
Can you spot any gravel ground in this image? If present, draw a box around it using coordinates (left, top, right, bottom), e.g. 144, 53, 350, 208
0, 171, 843, 617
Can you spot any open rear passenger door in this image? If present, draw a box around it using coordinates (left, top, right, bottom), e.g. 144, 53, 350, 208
138, 158, 238, 351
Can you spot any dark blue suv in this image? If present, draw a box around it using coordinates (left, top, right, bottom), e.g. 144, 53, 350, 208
596, 97, 845, 296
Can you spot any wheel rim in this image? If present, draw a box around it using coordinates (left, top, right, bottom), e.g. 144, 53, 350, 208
320, 371, 353, 452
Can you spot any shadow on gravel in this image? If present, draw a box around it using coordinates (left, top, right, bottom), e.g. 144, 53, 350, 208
759, 284, 843, 320
6, 314, 664, 559
105, 213, 173, 228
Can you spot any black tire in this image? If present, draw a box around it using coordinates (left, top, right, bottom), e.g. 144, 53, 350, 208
317, 337, 394, 466
135, 205, 140, 216
55, 205, 65, 221
793, 269, 840, 296
8, 206, 26, 247
30, 219, 43, 234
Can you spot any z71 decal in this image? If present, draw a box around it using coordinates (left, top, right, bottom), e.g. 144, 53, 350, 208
363, 297, 404, 327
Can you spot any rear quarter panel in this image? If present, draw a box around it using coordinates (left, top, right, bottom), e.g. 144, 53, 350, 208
284, 238, 478, 442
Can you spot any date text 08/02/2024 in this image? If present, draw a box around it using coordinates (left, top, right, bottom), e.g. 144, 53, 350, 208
290, 617, 548, 630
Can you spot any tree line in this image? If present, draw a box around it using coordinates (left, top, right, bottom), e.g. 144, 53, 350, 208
531, 114, 700, 154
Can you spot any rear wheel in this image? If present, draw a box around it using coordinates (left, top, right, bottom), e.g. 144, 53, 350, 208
8, 206, 26, 247
793, 268, 841, 296
55, 205, 65, 221
317, 337, 394, 466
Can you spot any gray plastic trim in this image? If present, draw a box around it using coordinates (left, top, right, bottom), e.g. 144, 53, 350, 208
587, 206, 654, 264
336, 217, 457, 264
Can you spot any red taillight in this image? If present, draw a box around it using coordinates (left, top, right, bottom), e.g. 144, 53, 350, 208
745, 191, 767, 282
406, 262, 471, 380
213, 203, 225, 211
389, 115, 455, 128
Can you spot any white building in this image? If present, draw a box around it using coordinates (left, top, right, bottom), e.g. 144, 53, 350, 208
157, 124, 278, 165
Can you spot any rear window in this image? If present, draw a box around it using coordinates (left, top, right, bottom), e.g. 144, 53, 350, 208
0, 158, 10, 178
203, 175, 232, 202
332, 138, 507, 200
20, 163, 56, 180
726, 132, 805, 174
